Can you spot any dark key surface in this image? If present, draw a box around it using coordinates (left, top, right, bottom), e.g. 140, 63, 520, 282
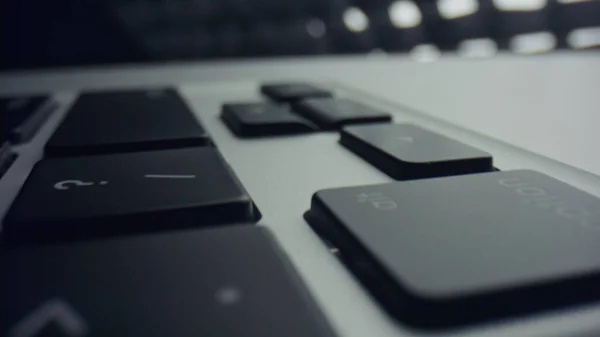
292, 98, 392, 130
221, 102, 315, 137
45, 89, 209, 157
340, 123, 492, 180
304, 170, 600, 329
1, 226, 338, 337
261, 83, 331, 102
1, 96, 54, 143
3, 148, 259, 245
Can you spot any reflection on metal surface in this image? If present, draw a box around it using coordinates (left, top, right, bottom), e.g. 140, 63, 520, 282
458, 38, 498, 57
306, 18, 327, 38
567, 27, 600, 49
410, 44, 441, 62
388, 1, 422, 28
343, 7, 370, 33
510, 31, 557, 54
493, 0, 547, 11
437, 0, 479, 19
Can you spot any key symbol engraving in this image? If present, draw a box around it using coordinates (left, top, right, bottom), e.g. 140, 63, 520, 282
215, 286, 242, 305
9, 299, 88, 337
356, 192, 397, 210
54, 180, 108, 190
144, 174, 196, 179
248, 106, 265, 115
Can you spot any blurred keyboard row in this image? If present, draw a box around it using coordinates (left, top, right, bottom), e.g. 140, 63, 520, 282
3, 0, 600, 67
114, 0, 600, 57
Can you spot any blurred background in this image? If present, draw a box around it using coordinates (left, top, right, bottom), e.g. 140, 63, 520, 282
2, 0, 600, 69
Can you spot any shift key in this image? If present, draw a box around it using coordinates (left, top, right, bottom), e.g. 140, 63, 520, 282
3, 148, 260, 245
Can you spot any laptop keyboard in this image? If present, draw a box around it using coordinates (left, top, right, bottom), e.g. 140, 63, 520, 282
2, 82, 600, 336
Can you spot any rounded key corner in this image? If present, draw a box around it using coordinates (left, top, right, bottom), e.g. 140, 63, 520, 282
219, 110, 242, 132
310, 189, 337, 204
394, 275, 468, 306
338, 125, 361, 134
303, 208, 320, 226
302, 208, 334, 244
219, 104, 235, 116
252, 223, 271, 234
250, 201, 263, 223
301, 201, 469, 329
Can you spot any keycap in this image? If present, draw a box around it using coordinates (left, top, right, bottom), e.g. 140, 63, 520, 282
3, 148, 259, 245
45, 89, 209, 157
340, 123, 492, 180
221, 102, 315, 137
1, 95, 55, 143
1, 226, 338, 337
304, 170, 600, 329
260, 83, 331, 102
292, 98, 392, 130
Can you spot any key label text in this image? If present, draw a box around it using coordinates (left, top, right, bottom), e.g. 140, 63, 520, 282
356, 192, 397, 210
498, 177, 596, 229
54, 180, 108, 190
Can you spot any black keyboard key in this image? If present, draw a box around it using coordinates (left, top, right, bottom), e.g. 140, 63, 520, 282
45, 89, 209, 157
3, 148, 259, 245
292, 98, 392, 130
261, 83, 331, 102
1, 226, 338, 337
1, 96, 55, 143
340, 123, 492, 180
304, 170, 600, 329
221, 102, 315, 137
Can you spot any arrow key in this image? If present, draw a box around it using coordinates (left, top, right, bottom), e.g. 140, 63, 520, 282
340, 123, 493, 180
